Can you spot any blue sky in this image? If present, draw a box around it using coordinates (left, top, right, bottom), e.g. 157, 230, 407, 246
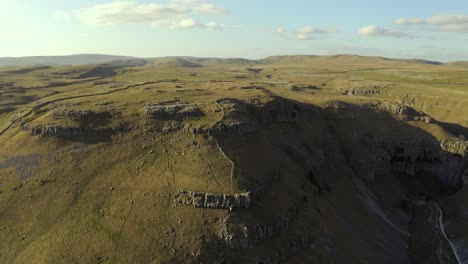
1, 0, 468, 61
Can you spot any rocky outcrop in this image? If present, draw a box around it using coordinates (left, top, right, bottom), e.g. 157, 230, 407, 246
342, 87, 382, 96
381, 101, 413, 117
379, 101, 439, 124
441, 139, 468, 154
413, 115, 433, 124
262, 99, 300, 123
52, 109, 93, 120
142, 98, 301, 136
356, 146, 467, 190
144, 104, 203, 119
175, 190, 252, 209
388, 148, 465, 188
210, 121, 257, 135
23, 125, 90, 138
218, 197, 306, 248
211, 98, 259, 135
210, 97, 300, 136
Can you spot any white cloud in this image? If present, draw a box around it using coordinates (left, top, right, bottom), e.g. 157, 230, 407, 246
395, 14, 468, 32
204, 21, 226, 31
60, 0, 229, 31
276, 26, 286, 34
52, 10, 73, 20
358, 25, 413, 38
77, 1, 186, 25
194, 3, 229, 15
395, 18, 425, 25
152, 18, 225, 30
170, 0, 204, 3
169, 18, 199, 29
276, 26, 336, 40
295, 26, 335, 40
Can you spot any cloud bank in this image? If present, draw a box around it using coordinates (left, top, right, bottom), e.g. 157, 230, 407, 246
61, 0, 230, 30
395, 14, 468, 32
358, 25, 413, 38
276, 26, 336, 40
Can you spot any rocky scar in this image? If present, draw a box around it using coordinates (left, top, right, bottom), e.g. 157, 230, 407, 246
22, 125, 90, 138
174, 190, 252, 209
144, 103, 203, 119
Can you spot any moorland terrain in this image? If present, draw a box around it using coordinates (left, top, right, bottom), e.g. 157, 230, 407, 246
0, 54, 467, 263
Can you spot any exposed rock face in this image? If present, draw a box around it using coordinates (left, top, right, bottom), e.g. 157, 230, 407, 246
390, 149, 466, 189
381, 101, 412, 116
413, 115, 433, 124
379, 101, 438, 124
342, 87, 382, 96
356, 146, 466, 190
211, 98, 300, 136
142, 98, 301, 136
218, 198, 306, 249
142, 103, 204, 134
211, 98, 259, 136
161, 121, 183, 133
441, 139, 468, 154
325, 101, 348, 111
23, 125, 89, 138
175, 190, 252, 209
262, 99, 300, 123
52, 109, 93, 120
210, 122, 257, 135
144, 104, 203, 119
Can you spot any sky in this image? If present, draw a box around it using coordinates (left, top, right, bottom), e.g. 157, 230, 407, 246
1, 0, 468, 61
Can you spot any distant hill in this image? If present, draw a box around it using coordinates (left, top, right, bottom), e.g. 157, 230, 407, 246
0, 54, 141, 68
146, 56, 257, 66
391, 58, 443, 65
189, 57, 257, 66
1, 54, 455, 69
447, 61, 468, 68
260, 54, 444, 66
150, 57, 204, 68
